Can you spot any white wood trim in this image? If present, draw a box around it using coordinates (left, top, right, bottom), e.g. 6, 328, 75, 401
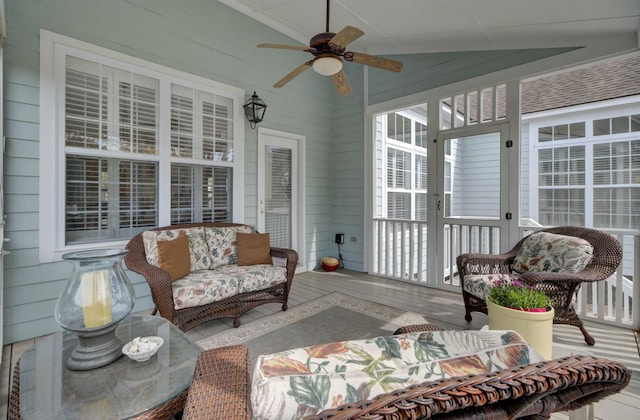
257, 127, 306, 272
39, 30, 245, 262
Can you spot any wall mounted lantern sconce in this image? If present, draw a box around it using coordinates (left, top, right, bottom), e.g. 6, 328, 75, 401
243, 91, 267, 129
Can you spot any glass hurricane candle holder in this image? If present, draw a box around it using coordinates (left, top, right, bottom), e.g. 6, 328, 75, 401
55, 249, 135, 370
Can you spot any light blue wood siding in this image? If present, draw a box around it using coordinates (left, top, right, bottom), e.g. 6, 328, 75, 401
2, 0, 334, 343
1, 0, 585, 343
327, 65, 366, 270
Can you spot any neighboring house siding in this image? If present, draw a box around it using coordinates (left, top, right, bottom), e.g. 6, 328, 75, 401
457, 135, 500, 217
2, 0, 334, 343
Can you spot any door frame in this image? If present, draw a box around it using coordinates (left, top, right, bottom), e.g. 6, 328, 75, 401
434, 122, 512, 291
257, 127, 306, 272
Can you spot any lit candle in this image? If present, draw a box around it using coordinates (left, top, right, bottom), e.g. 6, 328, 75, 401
81, 270, 113, 328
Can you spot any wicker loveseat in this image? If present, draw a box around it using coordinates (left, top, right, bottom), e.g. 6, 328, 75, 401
181, 325, 631, 420
125, 222, 298, 331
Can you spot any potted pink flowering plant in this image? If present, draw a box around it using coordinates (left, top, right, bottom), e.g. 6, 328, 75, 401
487, 279, 554, 312
487, 279, 555, 359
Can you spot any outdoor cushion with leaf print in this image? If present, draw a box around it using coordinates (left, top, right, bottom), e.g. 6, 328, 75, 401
251, 329, 544, 420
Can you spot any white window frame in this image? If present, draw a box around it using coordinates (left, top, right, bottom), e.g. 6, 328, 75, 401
380, 110, 428, 220
39, 30, 245, 262
526, 95, 640, 228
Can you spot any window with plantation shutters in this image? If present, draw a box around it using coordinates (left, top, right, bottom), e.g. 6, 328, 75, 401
264, 146, 292, 248
171, 165, 231, 224
40, 32, 243, 259
64, 57, 161, 244
169, 85, 234, 225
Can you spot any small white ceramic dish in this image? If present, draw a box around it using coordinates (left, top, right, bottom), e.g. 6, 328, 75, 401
122, 336, 164, 362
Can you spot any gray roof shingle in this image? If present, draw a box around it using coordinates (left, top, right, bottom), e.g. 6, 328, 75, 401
521, 56, 640, 114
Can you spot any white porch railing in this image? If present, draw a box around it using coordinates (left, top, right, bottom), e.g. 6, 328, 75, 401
371, 219, 430, 283
371, 219, 639, 329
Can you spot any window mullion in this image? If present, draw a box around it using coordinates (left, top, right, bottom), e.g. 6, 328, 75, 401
107, 159, 120, 236
194, 91, 203, 160
158, 79, 173, 225
195, 166, 204, 221
585, 143, 594, 227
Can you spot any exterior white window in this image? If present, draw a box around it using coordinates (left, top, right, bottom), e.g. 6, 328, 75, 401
537, 146, 586, 226
377, 110, 428, 221
39, 31, 244, 262
64, 57, 161, 245
530, 100, 640, 230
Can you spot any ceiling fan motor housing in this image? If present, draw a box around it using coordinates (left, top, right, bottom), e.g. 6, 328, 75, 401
310, 32, 343, 56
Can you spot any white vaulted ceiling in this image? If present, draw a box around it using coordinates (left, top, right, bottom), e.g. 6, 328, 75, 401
220, 0, 640, 55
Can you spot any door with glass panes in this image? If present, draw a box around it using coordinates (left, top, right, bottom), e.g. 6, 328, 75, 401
257, 128, 304, 270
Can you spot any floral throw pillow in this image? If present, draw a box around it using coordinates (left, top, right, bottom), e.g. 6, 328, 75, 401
205, 225, 254, 269
142, 227, 211, 272
512, 231, 594, 274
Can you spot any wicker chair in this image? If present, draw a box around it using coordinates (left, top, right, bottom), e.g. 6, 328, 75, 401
457, 226, 623, 346
179, 325, 631, 420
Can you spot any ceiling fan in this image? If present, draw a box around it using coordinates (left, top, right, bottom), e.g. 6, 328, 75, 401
257, 0, 403, 95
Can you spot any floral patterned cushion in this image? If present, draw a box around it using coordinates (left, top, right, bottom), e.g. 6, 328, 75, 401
251, 329, 543, 420
512, 232, 594, 274
215, 264, 288, 295
463, 273, 518, 300
172, 264, 287, 310
204, 225, 254, 269
142, 227, 211, 272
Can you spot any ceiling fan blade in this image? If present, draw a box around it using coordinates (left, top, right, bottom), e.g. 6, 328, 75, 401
349, 52, 403, 73
258, 43, 312, 52
330, 26, 365, 48
332, 70, 352, 96
273, 62, 312, 88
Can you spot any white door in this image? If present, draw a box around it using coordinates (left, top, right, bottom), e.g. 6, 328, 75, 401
425, 82, 520, 292
257, 128, 305, 271
435, 123, 511, 291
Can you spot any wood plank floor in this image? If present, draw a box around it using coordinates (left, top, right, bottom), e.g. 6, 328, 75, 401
2, 269, 638, 419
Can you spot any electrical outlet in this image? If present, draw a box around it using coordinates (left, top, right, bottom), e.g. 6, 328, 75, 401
335, 233, 344, 244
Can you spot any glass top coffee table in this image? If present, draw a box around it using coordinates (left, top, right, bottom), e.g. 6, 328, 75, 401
17, 314, 202, 419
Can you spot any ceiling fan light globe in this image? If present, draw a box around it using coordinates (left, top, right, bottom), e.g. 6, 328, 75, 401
313, 56, 342, 76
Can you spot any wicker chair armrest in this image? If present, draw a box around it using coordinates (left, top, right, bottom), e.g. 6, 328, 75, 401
125, 234, 176, 320
270, 247, 298, 269
393, 324, 443, 335
517, 264, 611, 284
182, 345, 252, 420
310, 355, 631, 419
270, 247, 298, 290
517, 270, 584, 283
